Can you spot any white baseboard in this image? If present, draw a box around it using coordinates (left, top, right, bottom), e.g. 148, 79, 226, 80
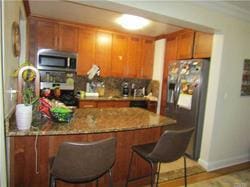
198, 154, 250, 171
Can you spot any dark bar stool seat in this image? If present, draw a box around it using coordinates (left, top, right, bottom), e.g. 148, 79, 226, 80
126, 128, 194, 187
49, 137, 116, 187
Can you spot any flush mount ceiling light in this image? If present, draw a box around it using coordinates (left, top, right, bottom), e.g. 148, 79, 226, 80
116, 14, 150, 30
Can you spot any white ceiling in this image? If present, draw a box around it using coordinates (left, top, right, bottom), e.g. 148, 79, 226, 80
28, 1, 182, 37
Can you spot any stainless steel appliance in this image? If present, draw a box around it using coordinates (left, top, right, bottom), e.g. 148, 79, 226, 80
37, 49, 78, 106
122, 82, 129, 97
37, 49, 77, 72
165, 59, 210, 160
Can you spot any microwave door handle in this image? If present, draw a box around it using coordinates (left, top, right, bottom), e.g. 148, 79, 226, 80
67, 57, 70, 68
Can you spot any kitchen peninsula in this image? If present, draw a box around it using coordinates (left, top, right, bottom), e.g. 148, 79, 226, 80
7, 108, 175, 187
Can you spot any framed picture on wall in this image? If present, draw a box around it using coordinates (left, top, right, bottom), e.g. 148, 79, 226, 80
240, 59, 250, 96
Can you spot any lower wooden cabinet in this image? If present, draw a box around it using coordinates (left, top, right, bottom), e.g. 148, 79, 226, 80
78, 100, 156, 112
79, 101, 97, 108
147, 101, 157, 113
97, 101, 130, 108
10, 127, 162, 187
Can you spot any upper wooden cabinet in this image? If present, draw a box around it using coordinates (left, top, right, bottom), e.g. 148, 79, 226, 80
165, 33, 178, 65
111, 34, 128, 77
193, 32, 213, 58
78, 28, 96, 75
176, 30, 195, 60
174, 29, 213, 60
126, 37, 142, 78
160, 33, 178, 115
36, 20, 58, 50
58, 24, 78, 52
141, 38, 155, 79
28, 17, 155, 79
95, 31, 112, 77
30, 17, 78, 53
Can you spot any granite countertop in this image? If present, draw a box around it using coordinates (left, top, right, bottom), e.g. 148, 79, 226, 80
7, 108, 176, 136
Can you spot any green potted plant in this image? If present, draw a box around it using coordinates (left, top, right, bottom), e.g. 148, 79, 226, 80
15, 87, 39, 130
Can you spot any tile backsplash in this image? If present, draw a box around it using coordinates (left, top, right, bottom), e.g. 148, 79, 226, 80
74, 75, 154, 97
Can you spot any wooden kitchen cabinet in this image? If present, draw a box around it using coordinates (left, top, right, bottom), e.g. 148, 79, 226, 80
176, 29, 195, 60
79, 100, 130, 108
79, 101, 97, 108
141, 38, 155, 79
28, 16, 155, 79
147, 101, 157, 113
193, 31, 213, 58
97, 101, 130, 108
160, 33, 178, 115
165, 33, 178, 63
126, 36, 142, 78
111, 34, 128, 77
36, 19, 58, 50
30, 17, 78, 53
58, 24, 78, 52
95, 31, 112, 77
77, 28, 96, 75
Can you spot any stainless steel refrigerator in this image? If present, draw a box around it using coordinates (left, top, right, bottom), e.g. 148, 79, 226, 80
165, 59, 210, 160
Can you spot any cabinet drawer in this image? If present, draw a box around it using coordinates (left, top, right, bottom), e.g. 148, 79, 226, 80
79, 101, 97, 108
97, 101, 130, 108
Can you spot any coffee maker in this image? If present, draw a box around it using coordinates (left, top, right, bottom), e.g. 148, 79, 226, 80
122, 82, 129, 97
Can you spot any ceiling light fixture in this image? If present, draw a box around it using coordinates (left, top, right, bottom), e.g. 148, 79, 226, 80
116, 14, 150, 30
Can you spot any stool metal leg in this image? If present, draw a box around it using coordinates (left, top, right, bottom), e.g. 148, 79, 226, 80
108, 169, 113, 187
149, 161, 155, 187
96, 178, 99, 187
156, 163, 161, 187
184, 156, 187, 187
125, 151, 134, 187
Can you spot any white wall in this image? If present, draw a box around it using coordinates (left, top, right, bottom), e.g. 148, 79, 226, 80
2, 0, 26, 118
84, 1, 250, 170
152, 39, 165, 114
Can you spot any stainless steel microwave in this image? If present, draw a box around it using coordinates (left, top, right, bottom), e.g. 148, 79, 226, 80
37, 49, 77, 72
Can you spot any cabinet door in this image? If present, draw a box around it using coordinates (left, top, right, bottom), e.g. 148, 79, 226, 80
97, 101, 130, 108
141, 38, 154, 79
176, 30, 194, 60
58, 24, 78, 52
79, 101, 97, 108
111, 34, 128, 77
193, 32, 213, 58
147, 101, 157, 113
127, 37, 142, 78
95, 31, 112, 77
77, 28, 96, 75
36, 20, 58, 49
161, 34, 178, 115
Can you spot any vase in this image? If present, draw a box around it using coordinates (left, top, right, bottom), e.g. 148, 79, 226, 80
15, 104, 32, 130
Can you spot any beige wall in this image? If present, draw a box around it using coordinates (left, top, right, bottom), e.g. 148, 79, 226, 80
2, 0, 26, 118
1, 0, 26, 185
83, 1, 250, 170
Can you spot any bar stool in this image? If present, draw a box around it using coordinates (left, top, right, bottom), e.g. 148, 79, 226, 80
126, 128, 194, 187
49, 137, 116, 187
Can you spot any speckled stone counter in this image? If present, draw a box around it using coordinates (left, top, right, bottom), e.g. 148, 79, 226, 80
7, 108, 176, 136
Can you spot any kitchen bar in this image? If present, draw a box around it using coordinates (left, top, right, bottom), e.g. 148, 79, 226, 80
7, 108, 175, 187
